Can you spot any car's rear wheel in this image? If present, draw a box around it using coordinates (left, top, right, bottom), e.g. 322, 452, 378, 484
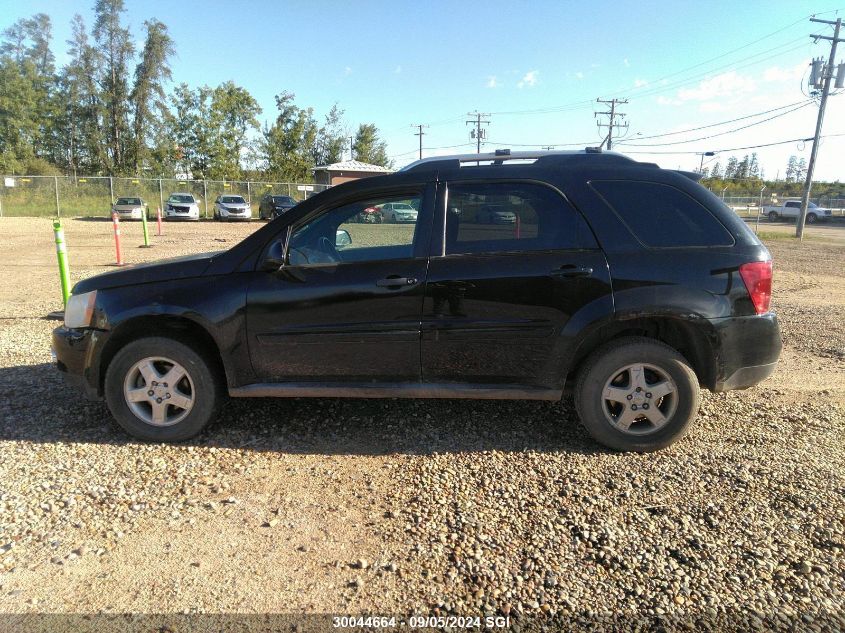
105, 337, 222, 442
574, 337, 700, 452
768, 211, 779, 221
807, 212, 817, 224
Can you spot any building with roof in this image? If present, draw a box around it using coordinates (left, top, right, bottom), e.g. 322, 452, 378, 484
313, 160, 392, 186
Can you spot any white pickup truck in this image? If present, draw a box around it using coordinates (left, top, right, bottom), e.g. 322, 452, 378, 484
761, 200, 833, 223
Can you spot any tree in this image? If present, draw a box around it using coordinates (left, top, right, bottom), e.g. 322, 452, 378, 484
170, 83, 213, 178
93, 0, 135, 174
749, 153, 760, 179
130, 19, 174, 174
796, 158, 808, 183
710, 162, 722, 179
724, 156, 738, 179
352, 123, 390, 167
312, 103, 347, 166
0, 58, 40, 172
207, 81, 261, 179
736, 154, 750, 180
262, 91, 318, 182
785, 155, 798, 182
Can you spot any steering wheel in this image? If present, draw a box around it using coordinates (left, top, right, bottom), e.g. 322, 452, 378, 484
316, 235, 340, 263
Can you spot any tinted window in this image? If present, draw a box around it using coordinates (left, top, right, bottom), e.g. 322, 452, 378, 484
785, 201, 800, 208
445, 182, 585, 255
288, 194, 421, 266
273, 196, 295, 205
220, 196, 245, 203
169, 195, 194, 203
116, 198, 141, 205
590, 180, 733, 247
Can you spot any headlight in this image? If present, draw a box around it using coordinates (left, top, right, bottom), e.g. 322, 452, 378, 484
64, 290, 97, 329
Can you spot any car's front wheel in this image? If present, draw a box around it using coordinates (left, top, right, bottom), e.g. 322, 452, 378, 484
574, 337, 700, 452
104, 337, 223, 442
768, 211, 779, 221
807, 212, 817, 224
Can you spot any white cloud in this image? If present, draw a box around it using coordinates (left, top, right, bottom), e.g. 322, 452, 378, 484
487, 75, 499, 88
344, 66, 352, 76
763, 63, 804, 83
517, 70, 539, 88
575, 71, 584, 80
634, 78, 648, 88
624, 58, 630, 67
656, 95, 682, 106
676, 71, 756, 102
393, 65, 402, 74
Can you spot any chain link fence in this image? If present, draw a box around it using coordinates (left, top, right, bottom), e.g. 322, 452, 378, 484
0, 175, 331, 218
704, 188, 845, 218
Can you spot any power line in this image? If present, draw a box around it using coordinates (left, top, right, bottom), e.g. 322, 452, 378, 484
619, 101, 812, 147
411, 124, 429, 159
466, 112, 490, 154
621, 133, 845, 155
595, 98, 628, 149
619, 99, 811, 142
797, 15, 844, 239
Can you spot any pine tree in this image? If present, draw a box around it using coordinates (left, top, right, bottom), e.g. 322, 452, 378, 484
131, 19, 174, 174
710, 162, 722, 179
724, 156, 738, 179
352, 123, 391, 167
785, 155, 798, 182
93, 0, 134, 174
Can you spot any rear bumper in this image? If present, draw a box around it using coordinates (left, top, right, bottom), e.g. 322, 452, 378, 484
711, 312, 782, 391
52, 327, 103, 400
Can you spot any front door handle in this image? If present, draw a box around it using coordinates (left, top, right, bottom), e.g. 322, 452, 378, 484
550, 265, 593, 278
376, 276, 419, 287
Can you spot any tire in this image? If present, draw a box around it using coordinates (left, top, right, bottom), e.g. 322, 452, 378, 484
104, 336, 223, 442
574, 336, 700, 452
768, 211, 778, 221
807, 213, 817, 224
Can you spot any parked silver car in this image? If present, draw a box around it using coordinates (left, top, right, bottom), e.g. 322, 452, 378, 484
214, 195, 252, 221
164, 193, 200, 221
381, 202, 418, 223
111, 197, 147, 220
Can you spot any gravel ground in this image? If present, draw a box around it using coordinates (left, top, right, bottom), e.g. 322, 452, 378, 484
0, 218, 843, 631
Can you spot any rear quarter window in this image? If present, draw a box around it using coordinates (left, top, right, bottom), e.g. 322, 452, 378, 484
589, 180, 734, 248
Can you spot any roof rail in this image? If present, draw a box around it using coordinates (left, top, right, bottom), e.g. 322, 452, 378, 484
399, 148, 636, 172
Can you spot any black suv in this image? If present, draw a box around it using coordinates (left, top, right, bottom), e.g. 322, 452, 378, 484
53, 150, 781, 451
258, 194, 297, 220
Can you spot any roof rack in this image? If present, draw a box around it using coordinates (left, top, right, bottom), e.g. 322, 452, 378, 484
399, 148, 636, 172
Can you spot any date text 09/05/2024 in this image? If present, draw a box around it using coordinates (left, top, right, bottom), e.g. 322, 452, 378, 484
332, 615, 512, 628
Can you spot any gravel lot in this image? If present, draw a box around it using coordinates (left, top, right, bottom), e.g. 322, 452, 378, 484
0, 217, 843, 630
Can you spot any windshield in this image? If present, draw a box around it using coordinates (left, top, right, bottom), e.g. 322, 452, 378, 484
169, 195, 194, 203
116, 198, 141, 205
273, 196, 295, 205
221, 196, 245, 204
394, 203, 416, 211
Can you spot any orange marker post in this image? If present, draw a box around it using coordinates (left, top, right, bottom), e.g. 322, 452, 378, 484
156, 207, 163, 236
112, 212, 124, 266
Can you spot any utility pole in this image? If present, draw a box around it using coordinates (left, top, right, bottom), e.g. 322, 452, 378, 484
797, 16, 843, 239
466, 112, 490, 154
412, 124, 428, 159
697, 151, 715, 173
594, 98, 628, 150
542, 145, 555, 151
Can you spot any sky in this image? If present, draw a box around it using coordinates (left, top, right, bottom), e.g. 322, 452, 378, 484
2, 0, 845, 182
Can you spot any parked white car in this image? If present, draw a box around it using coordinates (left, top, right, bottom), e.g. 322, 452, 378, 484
213, 195, 252, 221
164, 193, 200, 221
761, 200, 833, 223
381, 202, 418, 223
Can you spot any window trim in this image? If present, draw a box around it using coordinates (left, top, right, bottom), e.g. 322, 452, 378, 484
437, 178, 594, 257
588, 179, 736, 250
282, 188, 428, 268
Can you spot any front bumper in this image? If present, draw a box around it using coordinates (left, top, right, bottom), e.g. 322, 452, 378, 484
712, 312, 782, 391
52, 326, 104, 400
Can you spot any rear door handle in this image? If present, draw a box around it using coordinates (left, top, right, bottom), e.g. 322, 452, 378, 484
376, 276, 419, 287
550, 265, 593, 278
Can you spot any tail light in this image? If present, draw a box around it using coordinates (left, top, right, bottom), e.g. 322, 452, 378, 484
739, 261, 772, 314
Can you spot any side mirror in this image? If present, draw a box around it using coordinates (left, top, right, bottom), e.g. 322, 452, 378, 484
261, 239, 286, 271
335, 229, 352, 248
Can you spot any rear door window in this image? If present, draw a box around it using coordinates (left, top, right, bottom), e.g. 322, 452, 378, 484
589, 180, 734, 247
444, 182, 591, 255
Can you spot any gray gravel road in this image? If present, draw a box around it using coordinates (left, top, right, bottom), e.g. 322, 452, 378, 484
0, 219, 843, 631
